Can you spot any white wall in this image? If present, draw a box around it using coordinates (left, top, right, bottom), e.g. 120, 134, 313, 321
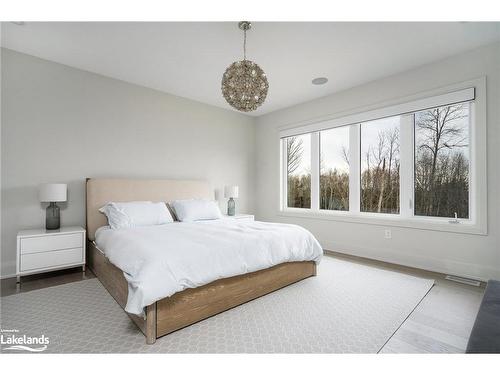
1, 48, 256, 277
255, 42, 500, 281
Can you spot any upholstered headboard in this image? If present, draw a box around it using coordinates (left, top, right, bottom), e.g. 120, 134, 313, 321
86, 178, 212, 240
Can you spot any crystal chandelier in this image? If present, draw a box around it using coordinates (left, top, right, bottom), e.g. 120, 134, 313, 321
221, 21, 269, 112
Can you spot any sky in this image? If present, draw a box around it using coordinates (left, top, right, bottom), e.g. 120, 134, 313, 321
360, 116, 400, 171
320, 126, 349, 174
290, 133, 311, 176
288, 104, 470, 182
414, 106, 469, 160
289, 118, 398, 176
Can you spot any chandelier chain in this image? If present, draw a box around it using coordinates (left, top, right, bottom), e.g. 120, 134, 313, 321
243, 29, 247, 60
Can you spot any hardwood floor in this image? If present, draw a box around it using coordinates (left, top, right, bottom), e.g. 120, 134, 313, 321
326, 251, 485, 353
380, 278, 483, 353
1, 266, 95, 297
0, 254, 484, 353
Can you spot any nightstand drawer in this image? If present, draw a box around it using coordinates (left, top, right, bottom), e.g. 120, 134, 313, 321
20, 247, 83, 272
20, 233, 83, 254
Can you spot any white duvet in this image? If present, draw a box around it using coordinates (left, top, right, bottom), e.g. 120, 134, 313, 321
95, 219, 323, 315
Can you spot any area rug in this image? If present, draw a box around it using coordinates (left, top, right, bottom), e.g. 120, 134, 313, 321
0, 257, 434, 353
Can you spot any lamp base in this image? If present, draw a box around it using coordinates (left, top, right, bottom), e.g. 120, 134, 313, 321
227, 198, 235, 216
46, 202, 60, 230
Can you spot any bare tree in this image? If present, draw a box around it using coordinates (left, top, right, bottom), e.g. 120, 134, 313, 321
341, 146, 350, 166
374, 132, 388, 212
384, 127, 400, 210
286, 136, 303, 175
361, 127, 400, 214
415, 104, 468, 215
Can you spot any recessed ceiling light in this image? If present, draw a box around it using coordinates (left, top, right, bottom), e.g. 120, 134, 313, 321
312, 77, 328, 85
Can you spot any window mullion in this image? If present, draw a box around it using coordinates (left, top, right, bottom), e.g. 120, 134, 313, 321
280, 138, 287, 210
349, 124, 360, 214
468, 101, 475, 223
400, 114, 414, 218
311, 132, 320, 211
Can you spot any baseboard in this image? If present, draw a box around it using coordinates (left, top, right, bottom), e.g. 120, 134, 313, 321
1, 260, 17, 279
322, 241, 499, 282
1, 273, 17, 280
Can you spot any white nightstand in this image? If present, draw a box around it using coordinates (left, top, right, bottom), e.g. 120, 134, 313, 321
222, 214, 255, 222
16, 226, 86, 283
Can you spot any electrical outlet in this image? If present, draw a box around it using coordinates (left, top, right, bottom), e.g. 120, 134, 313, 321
384, 229, 392, 239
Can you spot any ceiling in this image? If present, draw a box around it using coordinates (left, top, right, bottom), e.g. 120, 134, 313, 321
2, 22, 500, 116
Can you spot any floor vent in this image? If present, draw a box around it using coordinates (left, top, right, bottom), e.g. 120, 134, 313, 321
445, 275, 481, 287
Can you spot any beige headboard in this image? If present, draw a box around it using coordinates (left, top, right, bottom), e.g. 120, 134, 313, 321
86, 178, 212, 240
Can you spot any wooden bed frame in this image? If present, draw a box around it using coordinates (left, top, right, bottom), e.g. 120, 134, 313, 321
85, 178, 316, 344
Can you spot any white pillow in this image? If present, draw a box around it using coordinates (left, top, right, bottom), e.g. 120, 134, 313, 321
99, 201, 174, 229
171, 199, 222, 222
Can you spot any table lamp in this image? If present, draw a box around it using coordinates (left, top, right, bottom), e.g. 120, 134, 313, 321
39, 183, 67, 230
224, 185, 239, 216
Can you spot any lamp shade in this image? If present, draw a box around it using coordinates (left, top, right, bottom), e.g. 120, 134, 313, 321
224, 185, 239, 199
39, 183, 67, 202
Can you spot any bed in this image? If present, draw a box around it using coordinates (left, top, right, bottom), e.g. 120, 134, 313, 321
86, 178, 321, 344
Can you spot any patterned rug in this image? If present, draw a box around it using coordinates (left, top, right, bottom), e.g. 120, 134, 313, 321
0, 257, 434, 353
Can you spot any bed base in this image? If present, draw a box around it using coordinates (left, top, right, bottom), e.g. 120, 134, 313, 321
87, 241, 316, 344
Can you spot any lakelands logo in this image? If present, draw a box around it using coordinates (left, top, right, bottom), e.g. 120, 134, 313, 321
0, 329, 49, 352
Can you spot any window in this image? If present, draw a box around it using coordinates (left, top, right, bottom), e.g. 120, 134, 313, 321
360, 116, 400, 214
414, 103, 470, 219
320, 127, 349, 211
285, 134, 311, 208
279, 83, 485, 234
